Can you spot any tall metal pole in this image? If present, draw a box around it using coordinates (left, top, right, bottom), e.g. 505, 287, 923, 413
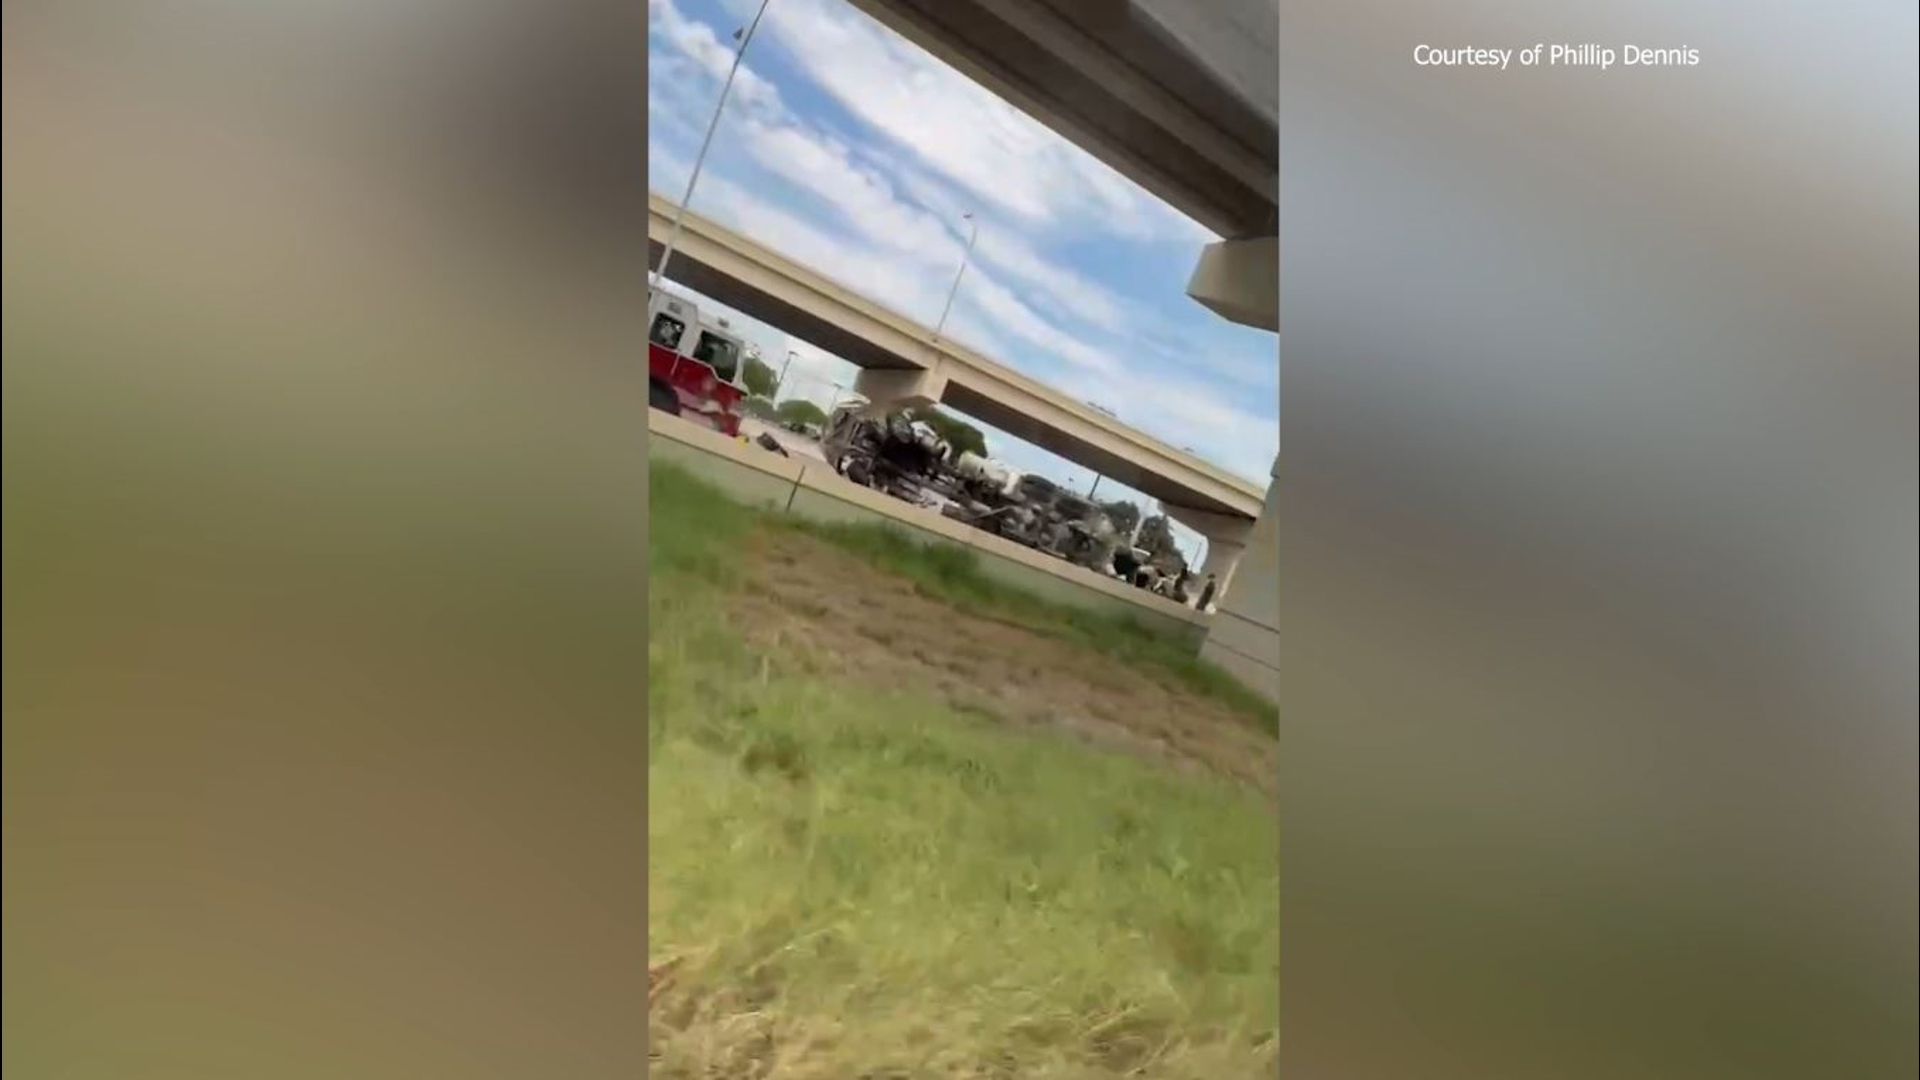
930, 212, 978, 347
651, 0, 773, 294
776, 350, 798, 400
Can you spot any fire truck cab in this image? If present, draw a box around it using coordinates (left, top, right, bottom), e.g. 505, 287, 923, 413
648, 289, 748, 437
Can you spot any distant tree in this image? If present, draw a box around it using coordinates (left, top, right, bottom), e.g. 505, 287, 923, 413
904, 407, 988, 460
1100, 499, 1142, 537
1135, 514, 1186, 574
740, 394, 779, 421
775, 398, 828, 430
741, 353, 779, 399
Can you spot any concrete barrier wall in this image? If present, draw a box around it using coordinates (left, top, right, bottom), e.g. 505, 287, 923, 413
1199, 611, 1280, 701
1197, 459, 1279, 703
648, 410, 1211, 646
646, 418, 804, 510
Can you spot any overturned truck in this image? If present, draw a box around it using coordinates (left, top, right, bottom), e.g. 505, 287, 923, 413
819, 400, 1193, 599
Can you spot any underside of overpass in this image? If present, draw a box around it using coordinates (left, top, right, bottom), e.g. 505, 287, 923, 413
934, 380, 1196, 500
842, 0, 1278, 332
841, 0, 1274, 241
647, 236, 920, 374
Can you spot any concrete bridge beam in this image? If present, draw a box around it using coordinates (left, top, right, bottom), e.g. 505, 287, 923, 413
852, 367, 950, 416
1187, 233, 1278, 332
1164, 502, 1256, 546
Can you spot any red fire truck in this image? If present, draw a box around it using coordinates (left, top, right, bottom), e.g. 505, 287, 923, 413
647, 288, 748, 437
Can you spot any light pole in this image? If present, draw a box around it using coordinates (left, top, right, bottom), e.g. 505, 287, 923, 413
931, 211, 978, 347
776, 349, 800, 401
651, 0, 774, 294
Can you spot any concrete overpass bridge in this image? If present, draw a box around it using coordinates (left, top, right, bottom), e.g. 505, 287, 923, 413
829, 0, 1281, 698
647, 191, 1263, 587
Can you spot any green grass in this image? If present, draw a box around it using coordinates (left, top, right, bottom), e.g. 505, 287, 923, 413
648, 462, 1278, 1078
791, 514, 1280, 725
653, 461, 1276, 731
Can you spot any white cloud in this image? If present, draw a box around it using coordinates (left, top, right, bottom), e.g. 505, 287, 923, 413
690, 169, 950, 320
957, 274, 1121, 375
673, 112, 1127, 378
973, 229, 1128, 330
648, 137, 692, 197
723, 111, 1136, 345
651, 0, 1199, 342
755, 0, 1215, 245
731, 113, 966, 271
649, 0, 784, 114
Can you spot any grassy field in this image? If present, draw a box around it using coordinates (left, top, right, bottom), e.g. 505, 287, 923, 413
648, 462, 1278, 1078
788, 512, 1279, 733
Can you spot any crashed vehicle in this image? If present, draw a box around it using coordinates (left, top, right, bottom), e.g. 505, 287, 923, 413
819, 399, 955, 507
819, 399, 1124, 573
1036, 490, 1122, 572
1110, 545, 1198, 602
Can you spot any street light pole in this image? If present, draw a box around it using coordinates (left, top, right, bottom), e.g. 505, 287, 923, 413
651, 0, 773, 294
776, 349, 799, 400
931, 212, 978, 347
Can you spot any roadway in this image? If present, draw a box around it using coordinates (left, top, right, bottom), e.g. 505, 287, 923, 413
738, 417, 829, 467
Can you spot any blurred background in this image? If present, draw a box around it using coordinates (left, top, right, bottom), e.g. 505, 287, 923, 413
4, 1, 649, 1075
1278, 1, 1916, 1077
2, 0, 1913, 1076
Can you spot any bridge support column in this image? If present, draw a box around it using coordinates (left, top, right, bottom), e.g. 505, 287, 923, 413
1197, 538, 1246, 604
852, 367, 949, 416
1197, 454, 1278, 702
1187, 234, 1278, 332
1163, 502, 1255, 605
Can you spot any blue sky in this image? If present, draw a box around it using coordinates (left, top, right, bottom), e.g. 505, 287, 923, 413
647, 0, 1278, 552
